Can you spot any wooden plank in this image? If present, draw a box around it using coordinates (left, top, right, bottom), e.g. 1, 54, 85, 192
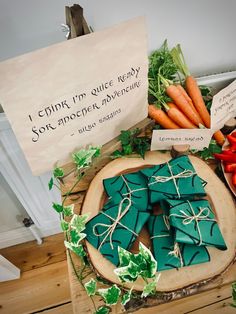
133, 283, 233, 314
0, 233, 66, 272
39, 302, 73, 314
0, 260, 70, 314
189, 298, 235, 314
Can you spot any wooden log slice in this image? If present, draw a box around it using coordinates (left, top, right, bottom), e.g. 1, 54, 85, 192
81, 151, 236, 292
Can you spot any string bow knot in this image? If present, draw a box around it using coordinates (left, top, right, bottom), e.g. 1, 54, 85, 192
93, 197, 138, 250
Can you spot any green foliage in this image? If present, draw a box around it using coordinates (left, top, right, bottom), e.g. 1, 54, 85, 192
142, 274, 161, 298
60, 219, 69, 231
112, 129, 150, 159
98, 285, 121, 306
199, 85, 213, 111
84, 278, 97, 296
72, 146, 101, 172
114, 242, 157, 283
121, 288, 133, 306
53, 167, 64, 178
231, 282, 236, 308
191, 140, 222, 160
52, 202, 64, 213
64, 241, 86, 257
148, 40, 178, 106
63, 204, 74, 217
70, 213, 89, 233
95, 306, 110, 314
48, 177, 54, 190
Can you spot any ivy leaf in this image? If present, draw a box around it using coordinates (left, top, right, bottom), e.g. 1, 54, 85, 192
139, 242, 157, 278
48, 177, 54, 190
121, 288, 133, 306
95, 306, 110, 314
70, 213, 89, 232
141, 281, 156, 298
98, 284, 121, 306
84, 278, 97, 296
53, 167, 64, 178
63, 204, 74, 217
232, 282, 236, 307
52, 202, 64, 213
60, 219, 69, 232
141, 274, 161, 298
70, 229, 86, 244
117, 247, 132, 265
64, 241, 86, 257
72, 146, 100, 171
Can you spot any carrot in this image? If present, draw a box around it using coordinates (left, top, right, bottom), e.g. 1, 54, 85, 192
185, 76, 225, 145
163, 82, 202, 126
176, 84, 204, 125
148, 104, 180, 129
165, 102, 196, 129
185, 76, 211, 127
171, 44, 225, 146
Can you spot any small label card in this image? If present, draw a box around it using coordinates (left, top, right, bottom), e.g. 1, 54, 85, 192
151, 129, 213, 151
211, 79, 236, 130
0, 17, 148, 175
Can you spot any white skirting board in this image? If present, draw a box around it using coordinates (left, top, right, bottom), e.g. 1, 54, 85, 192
0, 224, 61, 249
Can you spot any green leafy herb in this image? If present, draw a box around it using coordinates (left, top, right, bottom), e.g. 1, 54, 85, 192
112, 129, 150, 159
199, 85, 213, 111
48, 177, 54, 190
53, 167, 64, 178
95, 306, 111, 314
191, 140, 222, 160
84, 278, 97, 296
98, 285, 121, 306
148, 40, 178, 107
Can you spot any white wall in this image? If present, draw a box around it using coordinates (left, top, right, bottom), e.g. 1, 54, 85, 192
0, 0, 235, 76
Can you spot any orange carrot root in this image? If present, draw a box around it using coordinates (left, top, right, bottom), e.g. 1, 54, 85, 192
148, 104, 180, 129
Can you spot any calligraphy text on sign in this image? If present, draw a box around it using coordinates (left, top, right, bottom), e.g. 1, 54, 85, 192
29, 66, 141, 143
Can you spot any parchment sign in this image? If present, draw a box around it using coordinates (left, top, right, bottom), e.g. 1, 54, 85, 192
211, 79, 236, 130
151, 129, 213, 151
0, 17, 148, 175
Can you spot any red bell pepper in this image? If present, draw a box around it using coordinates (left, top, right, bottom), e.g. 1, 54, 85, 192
214, 153, 236, 163
227, 134, 236, 146
232, 171, 236, 187
224, 163, 236, 173
231, 131, 236, 138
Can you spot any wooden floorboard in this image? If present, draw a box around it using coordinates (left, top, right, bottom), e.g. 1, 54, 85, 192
0, 233, 66, 272
33, 302, 73, 313
0, 260, 70, 314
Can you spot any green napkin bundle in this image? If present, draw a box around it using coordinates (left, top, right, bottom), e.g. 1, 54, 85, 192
162, 199, 227, 250
85, 198, 150, 266
140, 155, 206, 204
148, 214, 210, 271
103, 172, 149, 211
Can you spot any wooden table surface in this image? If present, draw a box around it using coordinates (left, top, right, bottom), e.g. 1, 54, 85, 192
61, 119, 236, 313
